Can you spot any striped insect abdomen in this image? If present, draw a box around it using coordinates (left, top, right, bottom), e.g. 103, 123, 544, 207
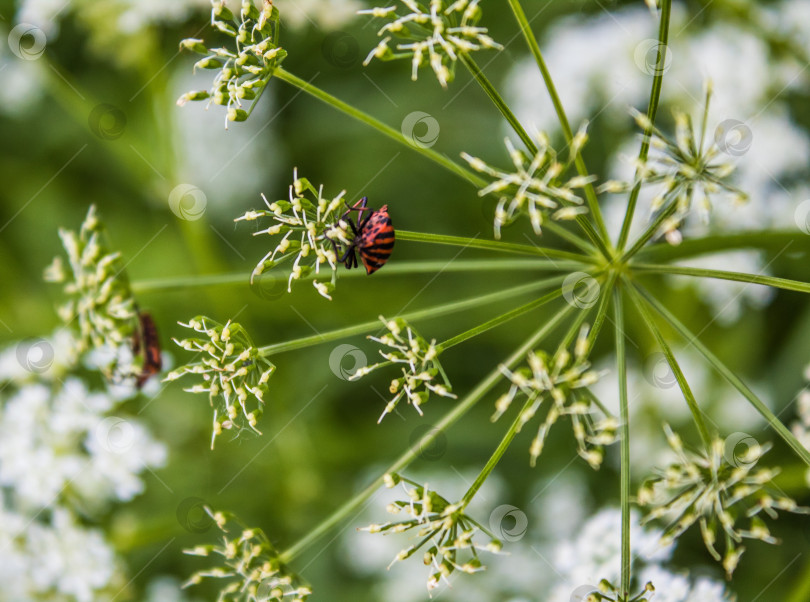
357, 205, 395, 275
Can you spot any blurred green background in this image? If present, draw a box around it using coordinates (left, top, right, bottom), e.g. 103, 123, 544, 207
2, 0, 810, 600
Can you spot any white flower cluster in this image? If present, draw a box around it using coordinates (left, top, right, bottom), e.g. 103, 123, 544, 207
236, 169, 349, 300
351, 316, 456, 423
0, 330, 167, 600
360, 0, 502, 88
790, 363, 810, 486
462, 128, 594, 239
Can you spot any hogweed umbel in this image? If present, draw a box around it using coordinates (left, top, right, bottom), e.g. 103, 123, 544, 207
177, 0, 286, 125
359, 0, 503, 88
236, 169, 354, 300
637, 424, 809, 577
495, 324, 616, 468
360, 473, 501, 593
350, 316, 456, 422
462, 126, 595, 239
165, 316, 274, 448
184, 508, 311, 601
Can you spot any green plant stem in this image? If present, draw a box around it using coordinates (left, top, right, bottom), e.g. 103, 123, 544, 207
543, 220, 599, 257
635, 284, 810, 467
621, 199, 679, 262
280, 304, 575, 562
440, 286, 565, 349
274, 67, 485, 188
258, 276, 566, 356
625, 282, 713, 447
460, 53, 537, 155
586, 270, 619, 349
613, 286, 631, 599
631, 263, 810, 295
787, 556, 810, 602
397, 230, 597, 263
130, 258, 580, 294
636, 230, 810, 262
617, 0, 672, 251
505, 0, 611, 251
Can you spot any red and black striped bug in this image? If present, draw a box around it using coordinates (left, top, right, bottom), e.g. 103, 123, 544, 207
131, 311, 163, 389
335, 197, 395, 274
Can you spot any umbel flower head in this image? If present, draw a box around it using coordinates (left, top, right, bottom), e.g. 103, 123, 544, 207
351, 316, 456, 422
462, 126, 595, 239
574, 580, 655, 602
184, 508, 311, 601
165, 316, 275, 448
637, 425, 810, 577
177, 0, 286, 126
44, 205, 139, 380
236, 169, 352, 300
360, 473, 501, 593
627, 84, 747, 244
359, 0, 503, 88
495, 324, 616, 468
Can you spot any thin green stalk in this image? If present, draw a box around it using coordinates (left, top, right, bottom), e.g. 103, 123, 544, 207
131, 258, 579, 294
460, 53, 537, 155
625, 282, 713, 447
280, 304, 575, 562
636, 230, 810, 262
636, 284, 810, 467
543, 220, 599, 257
613, 286, 631, 599
505, 0, 611, 249
397, 230, 597, 263
621, 199, 679, 262
631, 263, 810, 295
461, 396, 535, 506
586, 270, 619, 349
617, 0, 672, 251
259, 276, 566, 356
274, 67, 485, 188
440, 286, 566, 350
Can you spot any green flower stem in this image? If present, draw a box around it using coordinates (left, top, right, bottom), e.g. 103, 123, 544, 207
617, 0, 672, 251
396, 230, 597, 263
460, 396, 535, 507
787, 557, 810, 602
635, 284, 810, 467
631, 263, 810, 295
130, 258, 580, 294
625, 282, 713, 447
258, 276, 566, 357
620, 198, 680, 262
543, 220, 599, 257
613, 286, 631, 599
505, 0, 611, 250
459, 53, 538, 155
274, 67, 485, 188
636, 230, 810, 262
586, 270, 619, 349
440, 285, 566, 350
280, 304, 575, 563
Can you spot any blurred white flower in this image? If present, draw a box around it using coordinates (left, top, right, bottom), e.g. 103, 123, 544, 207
277, 0, 361, 30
